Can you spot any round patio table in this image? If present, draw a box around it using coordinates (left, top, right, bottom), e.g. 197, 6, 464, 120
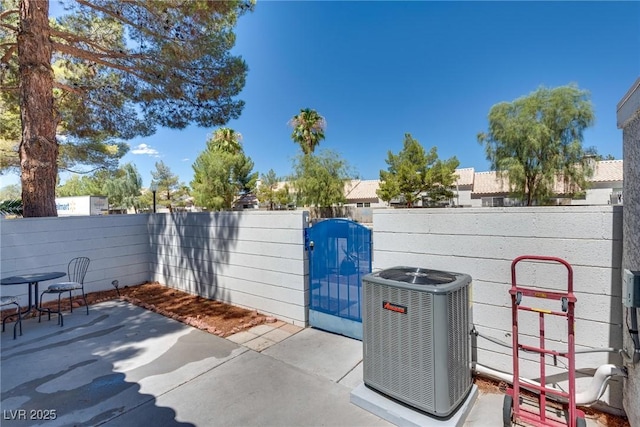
1, 272, 66, 329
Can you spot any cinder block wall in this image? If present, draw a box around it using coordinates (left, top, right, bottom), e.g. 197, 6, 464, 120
373, 206, 624, 412
0, 215, 151, 298
147, 211, 309, 326
1, 211, 310, 326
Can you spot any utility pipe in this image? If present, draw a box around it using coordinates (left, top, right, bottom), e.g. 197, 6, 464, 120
473, 363, 626, 406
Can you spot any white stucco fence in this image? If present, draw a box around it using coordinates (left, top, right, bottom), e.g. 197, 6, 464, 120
372, 206, 624, 413
0, 206, 626, 412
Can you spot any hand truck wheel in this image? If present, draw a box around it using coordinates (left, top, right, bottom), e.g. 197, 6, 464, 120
502, 394, 513, 427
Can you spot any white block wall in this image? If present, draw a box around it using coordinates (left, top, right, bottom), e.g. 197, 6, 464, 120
0, 215, 150, 302
373, 206, 624, 412
147, 211, 309, 326
1, 211, 310, 327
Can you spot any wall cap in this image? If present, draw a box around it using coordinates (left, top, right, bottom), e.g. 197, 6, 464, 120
617, 77, 640, 129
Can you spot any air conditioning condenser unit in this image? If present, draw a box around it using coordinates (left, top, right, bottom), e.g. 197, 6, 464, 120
362, 266, 472, 417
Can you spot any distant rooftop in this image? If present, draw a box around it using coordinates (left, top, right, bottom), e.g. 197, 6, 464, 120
591, 160, 623, 182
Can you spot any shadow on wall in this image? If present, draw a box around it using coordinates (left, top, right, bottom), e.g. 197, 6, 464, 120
147, 211, 243, 303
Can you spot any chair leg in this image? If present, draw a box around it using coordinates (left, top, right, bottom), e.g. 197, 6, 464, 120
57, 294, 64, 327
81, 289, 89, 315
39, 291, 52, 323
68, 290, 73, 313
2, 312, 16, 334
13, 302, 21, 339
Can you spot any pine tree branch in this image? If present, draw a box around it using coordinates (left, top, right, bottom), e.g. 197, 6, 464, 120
0, 43, 16, 63
0, 21, 18, 32
53, 81, 85, 95
51, 41, 148, 80
74, 0, 182, 43
50, 28, 130, 58
0, 8, 19, 21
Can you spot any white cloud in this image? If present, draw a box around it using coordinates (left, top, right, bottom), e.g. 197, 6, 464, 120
131, 143, 160, 157
181, 158, 190, 162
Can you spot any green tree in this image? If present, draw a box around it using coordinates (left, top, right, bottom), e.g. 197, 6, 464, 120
292, 149, 353, 208
103, 163, 142, 212
1, 0, 253, 217
191, 135, 258, 211
478, 84, 595, 206
289, 108, 326, 155
56, 173, 103, 196
210, 127, 243, 154
0, 183, 21, 200
257, 169, 291, 210
377, 134, 459, 207
150, 161, 185, 213
256, 169, 278, 210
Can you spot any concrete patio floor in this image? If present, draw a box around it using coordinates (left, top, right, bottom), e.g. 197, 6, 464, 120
0, 300, 602, 426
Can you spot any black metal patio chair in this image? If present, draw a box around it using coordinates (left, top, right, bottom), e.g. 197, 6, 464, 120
39, 257, 90, 327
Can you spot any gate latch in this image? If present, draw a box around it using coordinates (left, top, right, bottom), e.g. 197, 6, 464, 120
304, 229, 314, 251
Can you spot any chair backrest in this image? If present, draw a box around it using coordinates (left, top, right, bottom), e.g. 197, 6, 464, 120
68, 257, 90, 286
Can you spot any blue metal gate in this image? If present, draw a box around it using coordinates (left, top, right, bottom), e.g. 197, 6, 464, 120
305, 219, 372, 340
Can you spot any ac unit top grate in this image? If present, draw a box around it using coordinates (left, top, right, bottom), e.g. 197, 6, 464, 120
366, 266, 471, 293
378, 267, 457, 285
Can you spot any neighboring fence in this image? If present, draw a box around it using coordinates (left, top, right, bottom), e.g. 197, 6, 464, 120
372, 206, 624, 412
147, 211, 309, 325
306, 206, 374, 224
0, 211, 310, 326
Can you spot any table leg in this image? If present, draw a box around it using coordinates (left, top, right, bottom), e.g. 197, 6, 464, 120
15, 282, 36, 317
33, 282, 49, 315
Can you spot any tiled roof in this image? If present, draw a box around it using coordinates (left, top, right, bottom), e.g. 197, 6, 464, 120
472, 171, 510, 195
590, 160, 623, 182
454, 168, 475, 186
344, 180, 380, 201
261, 160, 622, 201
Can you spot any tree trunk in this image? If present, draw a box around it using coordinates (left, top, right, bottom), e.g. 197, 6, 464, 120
18, 0, 58, 217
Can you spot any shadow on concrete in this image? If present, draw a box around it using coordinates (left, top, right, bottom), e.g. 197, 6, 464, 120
0, 303, 201, 426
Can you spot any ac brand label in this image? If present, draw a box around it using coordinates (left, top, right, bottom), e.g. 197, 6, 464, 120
382, 301, 407, 314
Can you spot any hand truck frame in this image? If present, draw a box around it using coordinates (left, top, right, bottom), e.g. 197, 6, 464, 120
503, 255, 586, 427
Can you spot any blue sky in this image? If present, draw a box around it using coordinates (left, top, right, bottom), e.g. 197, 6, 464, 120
3, 1, 639, 189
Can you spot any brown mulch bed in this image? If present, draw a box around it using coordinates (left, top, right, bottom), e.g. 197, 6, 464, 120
1, 282, 271, 337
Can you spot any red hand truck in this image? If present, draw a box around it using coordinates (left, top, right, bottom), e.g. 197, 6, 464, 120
503, 255, 587, 427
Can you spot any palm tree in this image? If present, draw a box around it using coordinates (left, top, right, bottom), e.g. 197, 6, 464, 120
288, 108, 326, 155
211, 127, 243, 154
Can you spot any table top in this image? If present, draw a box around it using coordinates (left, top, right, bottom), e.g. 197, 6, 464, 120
1, 272, 66, 285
